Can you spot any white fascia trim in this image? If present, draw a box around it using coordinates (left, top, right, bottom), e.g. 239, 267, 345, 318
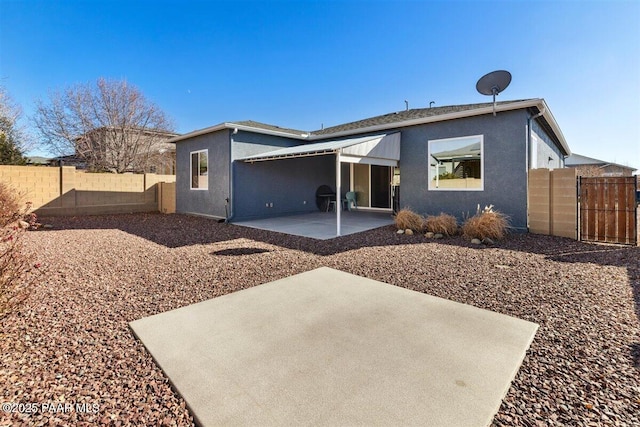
168, 99, 570, 155
227, 123, 310, 139
169, 122, 310, 144
305, 99, 546, 140
534, 99, 570, 156
167, 124, 228, 143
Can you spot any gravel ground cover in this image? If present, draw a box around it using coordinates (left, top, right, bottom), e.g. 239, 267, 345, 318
1, 212, 638, 426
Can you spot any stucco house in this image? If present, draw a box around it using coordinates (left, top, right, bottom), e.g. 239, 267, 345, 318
565, 153, 636, 177
73, 127, 178, 174
168, 98, 570, 233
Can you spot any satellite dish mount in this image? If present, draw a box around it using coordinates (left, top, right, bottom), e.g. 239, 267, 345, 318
476, 70, 512, 116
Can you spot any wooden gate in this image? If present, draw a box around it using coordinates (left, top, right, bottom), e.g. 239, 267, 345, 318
579, 176, 637, 245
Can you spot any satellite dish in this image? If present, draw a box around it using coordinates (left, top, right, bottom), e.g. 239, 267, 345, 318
476, 70, 512, 116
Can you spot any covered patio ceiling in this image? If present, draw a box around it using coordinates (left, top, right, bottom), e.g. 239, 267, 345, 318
237, 133, 401, 237
238, 132, 400, 166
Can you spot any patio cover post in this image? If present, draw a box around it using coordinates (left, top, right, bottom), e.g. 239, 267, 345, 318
336, 152, 341, 236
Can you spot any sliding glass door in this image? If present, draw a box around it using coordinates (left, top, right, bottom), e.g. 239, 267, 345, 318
351, 164, 392, 210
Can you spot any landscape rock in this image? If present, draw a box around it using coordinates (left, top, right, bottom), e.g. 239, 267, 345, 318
396, 229, 404, 234
42, 224, 54, 229
1, 213, 638, 427
425, 232, 434, 238
434, 233, 444, 239
482, 237, 495, 245
471, 238, 482, 245
18, 220, 30, 229
405, 229, 414, 235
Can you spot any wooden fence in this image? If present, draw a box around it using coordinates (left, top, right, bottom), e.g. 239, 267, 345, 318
579, 176, 637, 245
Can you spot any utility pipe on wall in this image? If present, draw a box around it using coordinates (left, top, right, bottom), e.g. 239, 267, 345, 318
336, 151, 341, 236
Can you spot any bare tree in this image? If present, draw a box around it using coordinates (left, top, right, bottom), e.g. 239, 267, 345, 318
34, 78, 175, 173
0, 86, 30, 165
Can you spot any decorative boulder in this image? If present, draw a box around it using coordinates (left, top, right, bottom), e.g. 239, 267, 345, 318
396, 229, 405, 234
424, 232, 434, 238
405, 229, 414, 235
434, 233, 444, 239
471, 238, 482, 245
482, 237, 495, 246
18, 220, 30, 229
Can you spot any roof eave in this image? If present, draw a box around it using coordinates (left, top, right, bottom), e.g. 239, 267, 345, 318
169, 99, 571, 156
306, 99, 557, 140
532, 99, 571, 156
168, 122, 310, 143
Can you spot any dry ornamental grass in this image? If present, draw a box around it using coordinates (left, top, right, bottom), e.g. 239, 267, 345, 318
424, 213, 458, 236
462, 208, 510, 241
394, 208, 424, 232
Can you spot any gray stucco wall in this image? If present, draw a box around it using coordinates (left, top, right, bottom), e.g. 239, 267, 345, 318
399, 110, 530, 231
175, 129, 230, 218
232, 130, 302, 160
531, 120, 564, 169
232, 155, 335, 221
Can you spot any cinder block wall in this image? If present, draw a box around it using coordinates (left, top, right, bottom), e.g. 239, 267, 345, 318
158, 182, 176, 214
528, 168, 577, 239
0, 166, 175, 216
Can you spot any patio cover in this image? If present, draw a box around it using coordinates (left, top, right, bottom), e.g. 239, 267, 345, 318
239, 132, 401, 166
238, 132, 400, 237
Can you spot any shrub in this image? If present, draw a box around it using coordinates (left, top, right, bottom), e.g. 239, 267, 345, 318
461, 205, 510, 240
0, 182, 36, 319
424, 213, 458, 236
394, 208, 424, 232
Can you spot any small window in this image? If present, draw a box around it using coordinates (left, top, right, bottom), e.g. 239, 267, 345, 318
428, 135, 483, 191
190, 150, 208, 190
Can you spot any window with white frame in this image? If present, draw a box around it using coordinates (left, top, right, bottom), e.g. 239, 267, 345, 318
428, 135, 483, 191
190, 150, 208, 190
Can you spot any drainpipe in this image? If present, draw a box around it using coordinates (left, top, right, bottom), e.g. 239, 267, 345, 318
526, 108, 545, 230
336, 150, 341, 236
226, 128, 239, 222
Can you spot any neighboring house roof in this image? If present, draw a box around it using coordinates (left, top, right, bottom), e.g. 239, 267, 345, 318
26, 156, 51, 165
431, 142, 481, 162
168, 98, 569, 155
565, 153, 637, 172
75, 126, 179, 139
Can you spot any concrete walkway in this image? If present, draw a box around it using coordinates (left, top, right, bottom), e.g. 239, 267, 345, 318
233, 211, 394, 239
130, 268, 538, 426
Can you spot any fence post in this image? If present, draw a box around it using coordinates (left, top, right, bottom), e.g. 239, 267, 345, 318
60, 166, 77, 209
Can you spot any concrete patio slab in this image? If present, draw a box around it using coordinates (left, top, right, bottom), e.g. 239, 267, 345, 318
233, 211, 394, 239
130, 267, 538, 427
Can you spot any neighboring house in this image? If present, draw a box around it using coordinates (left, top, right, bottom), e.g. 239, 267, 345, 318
48, 154, 88, 169
565, 153, 637, 177
168, 98, 570, 232
26, 156, 52, 166
74, 127, 178, 174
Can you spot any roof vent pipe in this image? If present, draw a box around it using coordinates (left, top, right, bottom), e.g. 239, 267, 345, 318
404, 100, 409, 111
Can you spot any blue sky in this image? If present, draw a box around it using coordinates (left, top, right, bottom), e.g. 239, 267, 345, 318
1, 0, 638, 169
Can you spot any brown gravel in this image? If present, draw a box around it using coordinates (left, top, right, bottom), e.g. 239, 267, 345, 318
1, 212, 639, 426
